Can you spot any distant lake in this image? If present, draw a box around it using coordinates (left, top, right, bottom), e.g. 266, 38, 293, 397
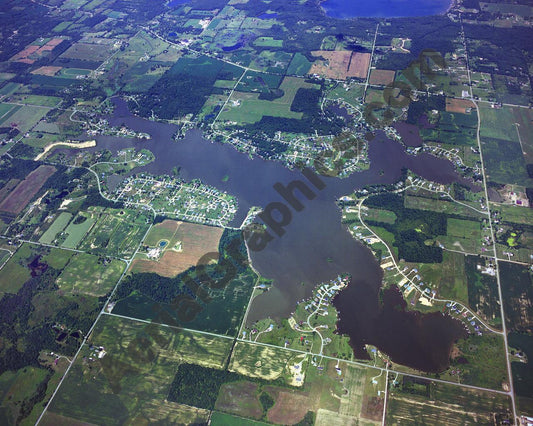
321, 0, 452, 18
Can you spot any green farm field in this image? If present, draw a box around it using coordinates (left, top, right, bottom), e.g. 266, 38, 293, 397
219, 76, 317, 124
0, 243, 33, 294
56, 253, 125, 297
62, 212, 96, 249
48, 314, 230, 424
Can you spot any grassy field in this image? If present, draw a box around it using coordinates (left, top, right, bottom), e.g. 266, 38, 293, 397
363, 208, 397, 224
286, 53, 312, 76
211, 411, 270, 426
0, 105, 49, 133
56, 253, 125, 297
437, 217, 482, 254
0, 366, 51, 425
253, 37, 283, 48
479, 104, 519, 142
39, 246, 74, 270
219, 76, 317, 124
491, 203, 533, 225
404, 195, 486, 219
0, 243, 33, 294
61, 212, 96, 249
9, 94, 61, 107
47, 314, 230, 424
0, 103, 16, 121
418, 250, 468, 305
39, 212, 73, 244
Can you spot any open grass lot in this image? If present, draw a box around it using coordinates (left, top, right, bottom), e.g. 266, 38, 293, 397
39, 212, 73, 244
437, 217, 483, 254
0, 164, 55, 215
478, 104, 519, 142
57, 253, 125, 297
386, 375, 512, 425
512, 106, 533, 158
78, 208, 151, 258
47, 314, 230, 425
0, 243, 72, 293
219, 76, 316, 124
130, 220, 224, 278
0, 103, 16, 121
8, 94, 61, 107
418, 250, 468, 305
0, 366, 51, 425
449, 333, 508, 390
500, 261, 533, 332
287, 53, 313, 76
211, 411, 270, 426
362, 207, 397, 224
253, 37, 283, 48
327, 83, 365, 107
0, 243, 32, 294
491, 203, 533, 225
61, 211, 97, 249
482, 137, 533, 186
404, 194, 486, 219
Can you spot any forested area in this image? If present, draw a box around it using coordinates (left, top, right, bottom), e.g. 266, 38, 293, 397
364, 193, 445, 263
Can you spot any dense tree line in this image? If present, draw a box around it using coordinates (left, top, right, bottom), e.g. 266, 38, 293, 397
406, 95, 446, 125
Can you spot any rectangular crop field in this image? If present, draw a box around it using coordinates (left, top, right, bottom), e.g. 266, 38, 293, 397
386, 375, 512, 425
130, 220, 224, 277
0, 165, 56, 215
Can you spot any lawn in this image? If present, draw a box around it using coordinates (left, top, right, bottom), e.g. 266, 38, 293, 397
39, 212, 73, 244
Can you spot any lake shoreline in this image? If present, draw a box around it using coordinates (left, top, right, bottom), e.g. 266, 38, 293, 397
318, 0, 455, 19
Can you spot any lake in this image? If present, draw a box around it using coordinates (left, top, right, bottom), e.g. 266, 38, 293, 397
321, 0, 452, 19
79, 99, 475, 372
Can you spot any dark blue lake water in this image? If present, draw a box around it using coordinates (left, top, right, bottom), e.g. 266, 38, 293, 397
321, 0, 452, 18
